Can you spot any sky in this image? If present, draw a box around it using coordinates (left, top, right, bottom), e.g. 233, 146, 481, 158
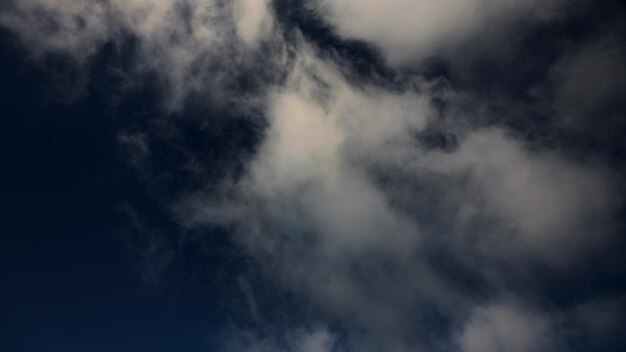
1, 0, 626, 351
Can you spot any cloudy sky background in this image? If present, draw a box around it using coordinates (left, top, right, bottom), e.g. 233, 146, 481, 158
1, 0, 626, 351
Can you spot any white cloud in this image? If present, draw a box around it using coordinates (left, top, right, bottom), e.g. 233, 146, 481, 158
5, 1, 623, 350
459, 301, 556, 352
0, 0, 277, 109
0, 0, 111, 63
295, 329, 339, 352
173, 47, 463, 350
233, 0, 274, 47
185, 44, 431, 256
418, 129, 616, 263
172, 38, 620, 350
315, 0, 562, 65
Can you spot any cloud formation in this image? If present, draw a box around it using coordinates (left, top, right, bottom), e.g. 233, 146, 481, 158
175, 38, 621, 350
459, 301, 556, 352
3, 0, 625, 351
0, 0, 278, 108
234, 0, 274, 46
314, 0, 563, 65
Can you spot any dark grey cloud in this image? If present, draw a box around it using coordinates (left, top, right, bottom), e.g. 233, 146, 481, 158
550, 19, 626, 127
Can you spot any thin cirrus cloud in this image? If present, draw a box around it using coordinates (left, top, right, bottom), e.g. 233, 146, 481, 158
2, 0, 625, 351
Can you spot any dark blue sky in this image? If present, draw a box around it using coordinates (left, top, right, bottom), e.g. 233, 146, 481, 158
0, 30, 247, 352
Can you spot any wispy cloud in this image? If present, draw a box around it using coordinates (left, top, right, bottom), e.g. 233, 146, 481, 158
3, 0, 625, 350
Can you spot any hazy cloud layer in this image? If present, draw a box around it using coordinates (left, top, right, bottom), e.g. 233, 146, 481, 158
3, 0, 625, 351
